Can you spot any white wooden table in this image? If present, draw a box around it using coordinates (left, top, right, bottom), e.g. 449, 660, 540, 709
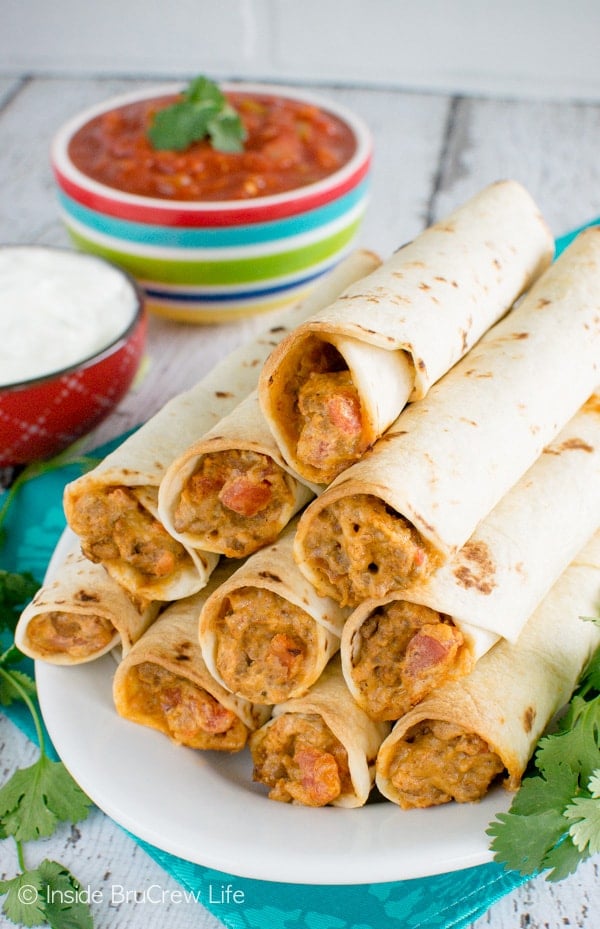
1, 74, 600, 929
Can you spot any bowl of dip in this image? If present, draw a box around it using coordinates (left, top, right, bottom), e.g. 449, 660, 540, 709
0, 245, 146, 467
50, 80, 372, 323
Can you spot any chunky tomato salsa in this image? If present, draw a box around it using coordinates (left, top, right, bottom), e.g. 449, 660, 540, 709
68, 92, 357, 202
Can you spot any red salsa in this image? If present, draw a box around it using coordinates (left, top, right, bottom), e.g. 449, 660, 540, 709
68, 92, 357, 202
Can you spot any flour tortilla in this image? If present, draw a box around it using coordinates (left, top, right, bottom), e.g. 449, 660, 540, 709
198, 521, 350, 704
341, 394, 600, 713
251, 656, 390, 808
15, 545, 159, 665
113, 566, 271, 744
259, 180, 554, 481
376, 529, 600, 803
295, 227, 600, 603
63, 249, 380, 601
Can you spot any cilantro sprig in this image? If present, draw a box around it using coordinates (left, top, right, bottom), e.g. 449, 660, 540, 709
0, 648, 94, 928
0, 450, 99, 928
488, 622, 600, 882
148, 75, 247, 153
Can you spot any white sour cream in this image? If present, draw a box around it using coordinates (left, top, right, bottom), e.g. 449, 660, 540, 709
0, 247, 140, 387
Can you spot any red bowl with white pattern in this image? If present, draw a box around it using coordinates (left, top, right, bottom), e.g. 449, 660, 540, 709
0, 246, 146, 467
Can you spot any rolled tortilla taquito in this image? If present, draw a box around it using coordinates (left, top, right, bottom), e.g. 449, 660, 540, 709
113, 567, 271, 752
294, 227, 600, 607
250, 656, 390, 807
341, 395, 600, 720
157, 390, 317, 559
63, 249, 380, 602
259, 180, 553, 484
375, 530, 600, 809
15, 545, 159, 665
198, 521, 350, 705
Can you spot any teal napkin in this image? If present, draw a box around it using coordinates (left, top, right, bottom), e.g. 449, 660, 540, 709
6, 212, 595, 927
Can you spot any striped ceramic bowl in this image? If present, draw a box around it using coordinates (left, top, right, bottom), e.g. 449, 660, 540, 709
50, 83, 372, 323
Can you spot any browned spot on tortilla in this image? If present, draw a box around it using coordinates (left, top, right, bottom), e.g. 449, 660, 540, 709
537, 297, 552, 309
451, 280, 459, 288
175, 641, 193, 661
258, 571, 282, 583
381, 429, 409, 440
460, 329, 468, 352
546, 437, 594, 455
464, 368, 493, 379
493, 258, 502, 269
417, 358, 426, 371
75, 590, 100, 603
215, 391, 234, 398
459, 418, 478, 427
434, 276, 447, 283
437, 223, 456, 233
269, 326, 286, 333
523, 706, 536, 733
509, 332, 530, 340
419, 282, 431, 291
453, 541, 497, 595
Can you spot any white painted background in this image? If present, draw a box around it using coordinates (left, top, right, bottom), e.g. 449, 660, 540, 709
2, 0, 600, 101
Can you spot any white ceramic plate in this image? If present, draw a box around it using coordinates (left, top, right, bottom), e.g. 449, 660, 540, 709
35, 530, 512, 886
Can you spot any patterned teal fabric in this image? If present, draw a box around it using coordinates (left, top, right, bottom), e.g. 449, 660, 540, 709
0, 437, 531, 929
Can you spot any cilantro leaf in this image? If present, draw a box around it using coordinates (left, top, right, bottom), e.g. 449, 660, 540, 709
0, 668, 37, 707
0, 570, 40, 635
541, 833, 589, 882
0, 870, 46, 927
535, 698, 600, 784
507, 762, 580, 817
0, 757, 92, 843
37, 860, 93, 929
0, 862, 93, 929
487, 808, 568, 875
148, 75, 246, 153
564, 769, 600, 855
207, 107, 248, 153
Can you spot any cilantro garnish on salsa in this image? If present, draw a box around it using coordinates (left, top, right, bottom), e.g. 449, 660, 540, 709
67, 76, 357, 202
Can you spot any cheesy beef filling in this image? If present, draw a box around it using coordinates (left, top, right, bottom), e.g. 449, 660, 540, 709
213, 587, 319, 704
172, 449, 296, 557
250, 712, 352, 806
69, 486, 189, 580
25, 611, 116, 660
385, 719, 505, 809
125, 661, 248, 751
303, 494, 432, 607
276, 335, 368, 483
351, 601, 469, 720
